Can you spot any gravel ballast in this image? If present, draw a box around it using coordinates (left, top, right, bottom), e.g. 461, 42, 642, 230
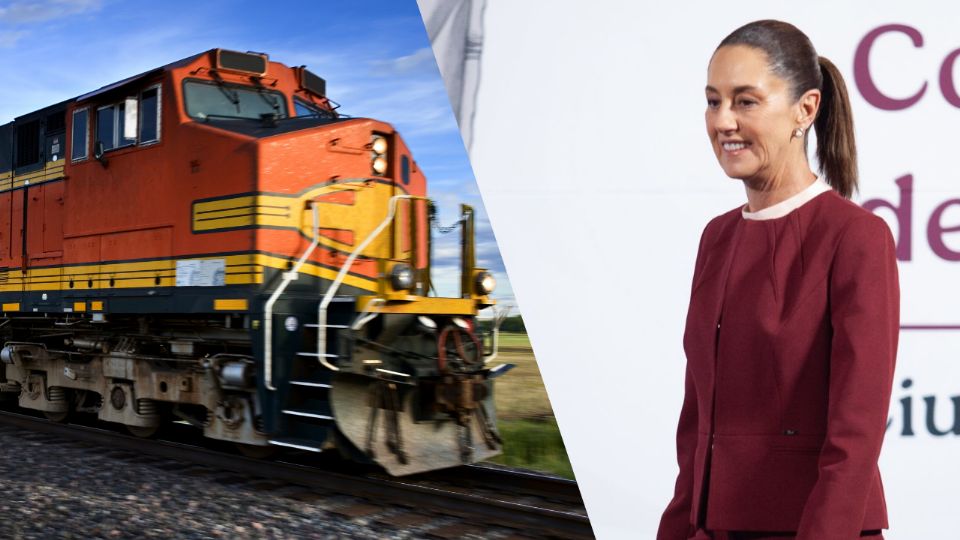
0, 427, 514, 539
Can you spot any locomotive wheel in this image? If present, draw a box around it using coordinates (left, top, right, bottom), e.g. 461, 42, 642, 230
44, 387, 73, 423
43, 410, 71, 423
235, 443, 277, 459
126, 424, 160, 438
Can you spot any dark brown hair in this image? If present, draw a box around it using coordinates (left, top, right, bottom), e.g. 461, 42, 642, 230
717, 20, 858, 198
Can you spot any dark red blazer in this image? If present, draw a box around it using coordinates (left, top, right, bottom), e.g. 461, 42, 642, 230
657, 188, 900, 540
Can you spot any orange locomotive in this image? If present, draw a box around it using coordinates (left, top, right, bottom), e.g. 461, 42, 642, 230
0, 49, 507, 475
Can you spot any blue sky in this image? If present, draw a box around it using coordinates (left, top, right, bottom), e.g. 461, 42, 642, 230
0, 0, 513, 312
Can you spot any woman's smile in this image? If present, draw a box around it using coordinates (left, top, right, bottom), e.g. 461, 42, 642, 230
720, 140, 751, 155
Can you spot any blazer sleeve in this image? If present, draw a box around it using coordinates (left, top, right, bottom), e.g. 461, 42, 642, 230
796, 214, 900, 540
657, 223, 711, 540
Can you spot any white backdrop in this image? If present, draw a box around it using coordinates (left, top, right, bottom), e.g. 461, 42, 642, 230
457, 2, 960, 538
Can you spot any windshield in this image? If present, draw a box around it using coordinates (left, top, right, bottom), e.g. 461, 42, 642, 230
294, 98, 336, 119
184, 80, 289, 120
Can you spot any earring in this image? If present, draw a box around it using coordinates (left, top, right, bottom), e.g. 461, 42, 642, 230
793, 127, 804, 138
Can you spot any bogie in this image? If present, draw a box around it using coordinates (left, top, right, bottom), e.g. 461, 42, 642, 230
0, 315, 268, 448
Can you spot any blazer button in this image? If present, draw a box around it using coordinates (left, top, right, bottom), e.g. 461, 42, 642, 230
783, 429, 798, 435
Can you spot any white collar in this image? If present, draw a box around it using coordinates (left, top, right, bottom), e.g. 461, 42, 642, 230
741, 177, 832, 220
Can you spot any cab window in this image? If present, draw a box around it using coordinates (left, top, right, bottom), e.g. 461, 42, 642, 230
139, 86, 161, 144
96, 102, 136, 151
294, 97, 334, 118
71, 108, 89, 161
15, 119, 40, 168
184, 80, 288, 120
94, 85, 162, 152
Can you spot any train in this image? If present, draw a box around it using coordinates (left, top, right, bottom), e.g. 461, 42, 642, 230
0, 48, 509, 476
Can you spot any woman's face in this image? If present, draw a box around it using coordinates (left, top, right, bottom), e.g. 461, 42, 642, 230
705, 45, 804, 182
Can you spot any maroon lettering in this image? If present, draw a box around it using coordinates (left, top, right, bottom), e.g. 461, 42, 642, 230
939, 48, 960, 107
862, 174, 913, 261
854, 24, 926, 111
927, 198, 960, 261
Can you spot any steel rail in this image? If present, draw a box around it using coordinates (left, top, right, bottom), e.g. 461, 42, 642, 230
428, 463, 584, 505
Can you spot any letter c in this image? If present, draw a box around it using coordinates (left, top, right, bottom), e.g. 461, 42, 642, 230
854, 24, 927, 111
940, 48, 960, 108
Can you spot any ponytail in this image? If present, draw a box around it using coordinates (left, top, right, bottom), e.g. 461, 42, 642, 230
814, 56, 858, 199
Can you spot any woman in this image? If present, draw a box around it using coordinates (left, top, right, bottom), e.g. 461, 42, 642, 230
657, 20, 900, 540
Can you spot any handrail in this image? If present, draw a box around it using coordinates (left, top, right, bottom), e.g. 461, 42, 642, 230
263, 203, 320, 391
483, 304, 511, 364
317, 195, 426, 371
460, 204, 475, 299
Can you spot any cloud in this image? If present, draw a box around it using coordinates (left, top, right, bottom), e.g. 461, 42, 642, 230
0, 29, 24, 47
337, 78, 459, 138
0, 19, 217, 122
0, 0, 102, 24
372, 47, 440, 76
289, 44, 457, 140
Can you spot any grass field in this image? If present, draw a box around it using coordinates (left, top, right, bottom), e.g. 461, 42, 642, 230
486, 332, 574, 479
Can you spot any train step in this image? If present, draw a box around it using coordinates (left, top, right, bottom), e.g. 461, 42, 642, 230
304, 323, 349, 329
282, 408, 334, 421
296, 352, 338, 358
288, 380, 332, 389
267, 437, 324, 452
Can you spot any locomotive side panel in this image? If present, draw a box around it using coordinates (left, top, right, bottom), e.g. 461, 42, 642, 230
0, 107, 71, 309
0, 191, 12, 264
57, 75, 260, 315
170, 123, 259, 261
0, 124, 11, 267
26, 182, 64, 261
0, 123, 19, 305
41, 181, 65, 255
7, 190, 24, 272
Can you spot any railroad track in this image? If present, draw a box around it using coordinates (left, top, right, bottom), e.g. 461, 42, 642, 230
419, 463, 585, 506
0, 409, 593, 539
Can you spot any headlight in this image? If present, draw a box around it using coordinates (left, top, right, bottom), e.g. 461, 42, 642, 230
390, 263, 414, 290
417, 315, 437, 331
372, 156, 388, 175
371, 136, 388, 155
475, 271, 496, 295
